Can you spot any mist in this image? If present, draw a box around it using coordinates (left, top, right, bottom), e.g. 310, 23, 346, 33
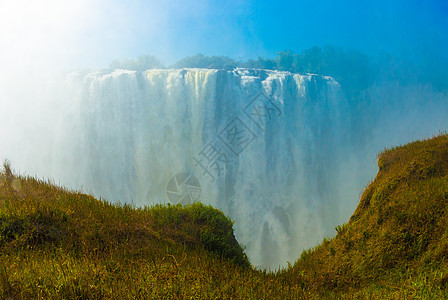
0, 0, 447, 268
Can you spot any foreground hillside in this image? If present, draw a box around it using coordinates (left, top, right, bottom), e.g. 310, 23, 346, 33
0, 163, 305, 299
1, 133, 448, 298
289, 133, 448, 298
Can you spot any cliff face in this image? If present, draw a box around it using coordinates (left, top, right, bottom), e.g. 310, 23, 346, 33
54, 68, 351, 268
291, 134, 448, 292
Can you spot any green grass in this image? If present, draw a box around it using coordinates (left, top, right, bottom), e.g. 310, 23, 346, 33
2, 134, 448, 298
0, 161, 306, 299
289, 133, 448, 298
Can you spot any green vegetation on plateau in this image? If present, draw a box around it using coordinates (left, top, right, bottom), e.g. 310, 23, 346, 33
1, 133, 448, 299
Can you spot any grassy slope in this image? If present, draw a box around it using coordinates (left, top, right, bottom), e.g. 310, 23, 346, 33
1, 134, 448, 299
0, 168, 305, 299
289, 133, 448, 298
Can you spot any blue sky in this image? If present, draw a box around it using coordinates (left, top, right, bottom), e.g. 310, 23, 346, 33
0, 0, 447, 70
116, 0, 448, 65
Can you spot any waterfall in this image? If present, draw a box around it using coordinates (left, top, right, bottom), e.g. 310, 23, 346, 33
54, 68, 350, 268
2, 66, 447, 268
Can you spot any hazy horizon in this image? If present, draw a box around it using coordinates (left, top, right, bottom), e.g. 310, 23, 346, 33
0, 0, 447, 72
